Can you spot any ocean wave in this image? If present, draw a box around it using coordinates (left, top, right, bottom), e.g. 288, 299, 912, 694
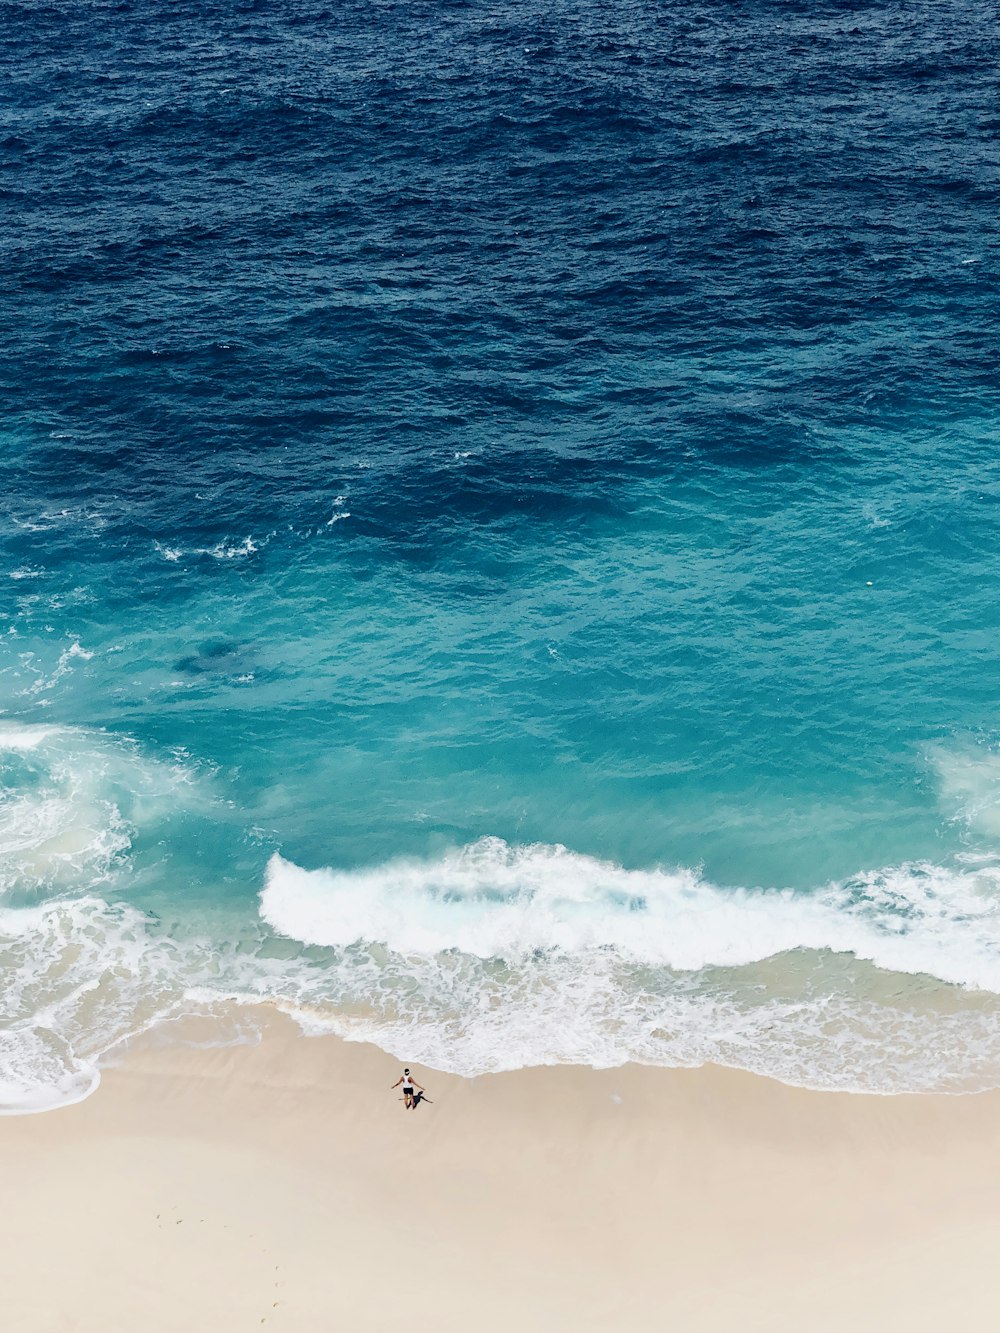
0, 723, 128, 893
8, 876, 1000, 1112
0, 896, 183, 1113
0, 722, 200, 897
260, 838, 1000, 990
6, 851, 1000, 1110
7, 729, 1000, 1112
7, 885, 999, 1111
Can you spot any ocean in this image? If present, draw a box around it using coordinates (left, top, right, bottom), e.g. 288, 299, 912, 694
3, 0, 1000, 1110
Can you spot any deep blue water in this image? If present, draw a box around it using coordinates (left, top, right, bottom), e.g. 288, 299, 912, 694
3, 0, 1000, 1109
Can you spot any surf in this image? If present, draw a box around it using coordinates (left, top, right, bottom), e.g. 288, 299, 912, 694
260, 839, 1000, 989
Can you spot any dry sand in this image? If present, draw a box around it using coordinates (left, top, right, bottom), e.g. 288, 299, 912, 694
3, 1010, 1000, 1333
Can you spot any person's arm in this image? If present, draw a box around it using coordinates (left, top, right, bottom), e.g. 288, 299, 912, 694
390, 1077, 403, 1088
413, 1080, 424, 1091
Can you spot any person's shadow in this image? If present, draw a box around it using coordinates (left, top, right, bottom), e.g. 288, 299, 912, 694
412, 1091, 432, 1110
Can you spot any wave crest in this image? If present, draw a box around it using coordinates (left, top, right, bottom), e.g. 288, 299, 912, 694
260, 838, 1000, 988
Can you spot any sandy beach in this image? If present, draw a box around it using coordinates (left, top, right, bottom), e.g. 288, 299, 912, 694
3, 1012, 1000, 1333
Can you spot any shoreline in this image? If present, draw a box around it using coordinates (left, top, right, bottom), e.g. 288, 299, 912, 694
4, 1010, 1000, 1332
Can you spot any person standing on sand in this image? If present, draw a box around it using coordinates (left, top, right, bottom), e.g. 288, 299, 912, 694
391, 1068, 424, 1109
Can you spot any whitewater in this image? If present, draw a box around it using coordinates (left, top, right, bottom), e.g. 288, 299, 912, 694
2, 718, 1000, 1110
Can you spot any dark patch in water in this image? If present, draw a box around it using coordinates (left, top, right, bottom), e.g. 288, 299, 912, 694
174, 640, 251, 676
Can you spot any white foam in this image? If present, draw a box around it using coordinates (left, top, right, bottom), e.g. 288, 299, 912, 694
0, 1026, 100, 1114
0, 896, 188, 1113
929, 743, 1000, 838
0, 730, 129, 893
0, 789, 128, 892
0, 723, 232, 1111
154, 535, 268, 562
11, 733, 1000, 1111
0, 722, 203, 896
260, 839, 1000, 990
8, 849, 1000, 1111
208, 536, 259, 559
8, 880, 1000, 1109
17, 640, 94, 697
268, 961, 1000, 1094
0, 724, 59, 751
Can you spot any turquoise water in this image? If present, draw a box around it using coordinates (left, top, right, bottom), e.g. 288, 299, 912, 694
3, 0, 1000, 1108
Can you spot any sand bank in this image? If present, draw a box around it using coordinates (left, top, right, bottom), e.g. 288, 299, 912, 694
3, 1011, 1000, 1333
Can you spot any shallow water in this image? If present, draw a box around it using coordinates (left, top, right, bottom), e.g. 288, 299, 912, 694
3, 0, 1000, 1108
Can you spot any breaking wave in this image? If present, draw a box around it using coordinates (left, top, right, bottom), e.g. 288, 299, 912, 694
261, 838, 1000, 989
7, 725, 1000, 1112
